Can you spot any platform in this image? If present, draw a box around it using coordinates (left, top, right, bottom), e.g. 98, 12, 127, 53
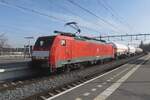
47, 54, 150, 100
0, 56, 31, 64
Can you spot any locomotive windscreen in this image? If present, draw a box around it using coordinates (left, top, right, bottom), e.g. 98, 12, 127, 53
34, 36, 55, 49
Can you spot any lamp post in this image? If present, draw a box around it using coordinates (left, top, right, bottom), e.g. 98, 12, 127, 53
24, 36, 34, 58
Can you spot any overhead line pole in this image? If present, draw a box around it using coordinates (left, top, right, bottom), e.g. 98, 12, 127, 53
94, 33, 150, 38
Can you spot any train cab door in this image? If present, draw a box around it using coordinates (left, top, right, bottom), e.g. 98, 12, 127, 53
61, 39, 72, 61
65, 40, 72, 61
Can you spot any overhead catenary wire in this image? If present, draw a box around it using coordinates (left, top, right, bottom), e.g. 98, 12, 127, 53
54, 0, 121, 34
0, 0, 148, 46
1, 0, 122, 35
0, 0, 135, 36
47, 0, 104, 33
102, 0, 124, 20
0, 0, 104, 35
97, 0, 127, 26
0, 0, 67, 23
101, 0, 134, 32
67, 0, 123, 33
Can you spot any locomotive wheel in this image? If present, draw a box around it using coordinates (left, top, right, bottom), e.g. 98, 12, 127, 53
80, 64, 84, 70
64, 65, 71, 73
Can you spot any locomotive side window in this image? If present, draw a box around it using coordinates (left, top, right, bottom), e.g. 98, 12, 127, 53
61, 39, 66, 46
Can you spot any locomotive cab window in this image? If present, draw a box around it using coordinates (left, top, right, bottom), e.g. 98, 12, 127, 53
61, 39, 66, 46
34, 36, 55, 49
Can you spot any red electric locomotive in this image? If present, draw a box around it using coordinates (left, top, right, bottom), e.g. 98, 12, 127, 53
32, 31, 115, 72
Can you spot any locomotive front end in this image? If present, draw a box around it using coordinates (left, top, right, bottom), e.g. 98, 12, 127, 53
32, 36, 55, 68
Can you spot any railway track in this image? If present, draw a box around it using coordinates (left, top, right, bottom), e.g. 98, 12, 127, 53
0, 54, 145, 100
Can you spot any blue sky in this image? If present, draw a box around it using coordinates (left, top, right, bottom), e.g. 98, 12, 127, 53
0, 0, 150, 47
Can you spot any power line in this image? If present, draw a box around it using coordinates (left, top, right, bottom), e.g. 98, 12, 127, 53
102, 0, 123, 19
97, 0, 125, 25
1, 0, 103, 34
101, 0, 134, 32
47, 0, 104, 33
0, 0, 67, 23
67, 0, 122, 33
0, 0, 126, 35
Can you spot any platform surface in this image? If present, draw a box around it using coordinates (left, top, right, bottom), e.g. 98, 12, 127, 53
0, 57, 31, 64
47, 54, 150, 100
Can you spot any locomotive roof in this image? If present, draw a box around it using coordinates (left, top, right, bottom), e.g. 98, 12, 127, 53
54, 30, 106, 43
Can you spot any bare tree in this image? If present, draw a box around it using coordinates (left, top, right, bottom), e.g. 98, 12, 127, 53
0, 33, 10, 55
0, 34, 6, 48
